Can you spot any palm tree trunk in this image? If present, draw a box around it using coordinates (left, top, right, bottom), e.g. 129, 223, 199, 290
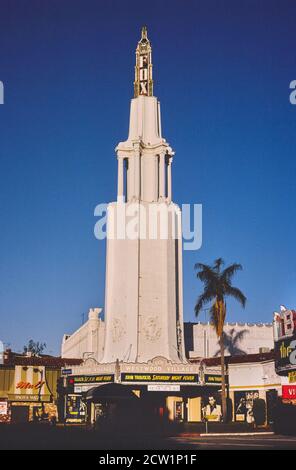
220, 335, 227, 422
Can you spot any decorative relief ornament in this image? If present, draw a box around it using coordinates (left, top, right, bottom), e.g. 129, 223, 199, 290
144, 316, 161, 342
112, 318, 125, 343
83, 357, 99, 367
149, 356, 171, 366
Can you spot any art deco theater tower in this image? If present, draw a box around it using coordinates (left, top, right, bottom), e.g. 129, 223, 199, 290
101, 27, 186, 364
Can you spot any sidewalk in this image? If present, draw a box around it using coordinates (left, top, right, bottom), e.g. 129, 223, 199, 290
181, 422, 273, 435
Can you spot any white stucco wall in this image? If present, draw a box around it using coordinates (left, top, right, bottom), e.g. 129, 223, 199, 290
229, 360, 281, 392
62, 317, 275, 364
61, 308, 105, 362
187, 322, 274, 358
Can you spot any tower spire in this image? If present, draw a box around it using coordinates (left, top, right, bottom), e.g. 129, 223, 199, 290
134, 26, 153, 98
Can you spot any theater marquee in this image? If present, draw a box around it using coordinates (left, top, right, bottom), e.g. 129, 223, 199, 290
69, 375, 115, 385
120, 373, 199, 384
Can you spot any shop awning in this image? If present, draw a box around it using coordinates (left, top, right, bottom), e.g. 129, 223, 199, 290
85, 383, 139, 402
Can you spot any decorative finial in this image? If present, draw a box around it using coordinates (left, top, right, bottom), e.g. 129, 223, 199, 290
133, 27, 153, 98
141, 26, 148, 40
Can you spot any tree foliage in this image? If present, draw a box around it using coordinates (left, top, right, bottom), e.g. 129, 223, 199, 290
23, 339, 46, 356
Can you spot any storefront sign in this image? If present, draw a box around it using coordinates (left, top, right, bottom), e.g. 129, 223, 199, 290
202, 395, 222, 422
288, 371, 296, 383
65, 394, 86, 423
9, 366, 53, 402
147, 384, 181, 392
69, 374, 114, 385
274, 309, 296, 340
16, 381, 45, 390
121, 373, 199, 383
234, 390, 259, 423
61, 369, 72, 376
282, 385, 296, 399
274, 334, 296, 375
1, 366, 57, 405
204, 374, 228, 385
8, 394, 52, 402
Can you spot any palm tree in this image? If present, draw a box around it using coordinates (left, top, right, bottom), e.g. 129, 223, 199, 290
195, 258, 246, 421
214, 328, 249, 357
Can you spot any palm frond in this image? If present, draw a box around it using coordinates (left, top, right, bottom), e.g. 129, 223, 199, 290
194, 258, 246, 348
233, 329, 249, 344
232, 348, 247, 356
214, 328, 248, 356
194, 263, 218, 285
213, 349, 220, 357
214, 258, 224, 273
222, 332, 232, 349
224, 286, 246, 308
194, 290, 215, 316
194, 262, 212, 271
221, 263, 242, 282
213, 345, 247, 357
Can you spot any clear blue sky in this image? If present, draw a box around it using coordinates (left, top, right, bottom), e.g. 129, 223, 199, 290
0, 0, 295, 355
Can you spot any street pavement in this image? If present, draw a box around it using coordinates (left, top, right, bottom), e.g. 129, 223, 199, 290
1, 424, 296, 449
169, 433, 296, 449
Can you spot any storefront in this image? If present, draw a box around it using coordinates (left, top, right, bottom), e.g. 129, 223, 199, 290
63, 365, 220, 425
0, 364, 59, 423
61, 352, 286, 426
273, 307, 296, 404
0, 351, 82, 423
202, 351, 282, 425
64, 373, 115, 423
271, 307, 296, 433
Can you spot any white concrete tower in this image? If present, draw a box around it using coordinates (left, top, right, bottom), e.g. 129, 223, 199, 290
101, 27, 186, 364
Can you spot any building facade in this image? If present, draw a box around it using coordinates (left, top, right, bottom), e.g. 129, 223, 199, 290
101, 26, 185, 364
201, 352, 287, 424
185, 321, 274, 359
0, 351, 81, 424
62, 315, 274, 361
273, 306, 296, 400
59, 28, 282, 428
62, 308, 105, 362
60, 27, 202, 425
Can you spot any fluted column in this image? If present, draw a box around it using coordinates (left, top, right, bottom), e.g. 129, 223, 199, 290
159, 153, 165, 200
167, 156, 172, 202
134, 152, 141, 201
117, 157, 124, 201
